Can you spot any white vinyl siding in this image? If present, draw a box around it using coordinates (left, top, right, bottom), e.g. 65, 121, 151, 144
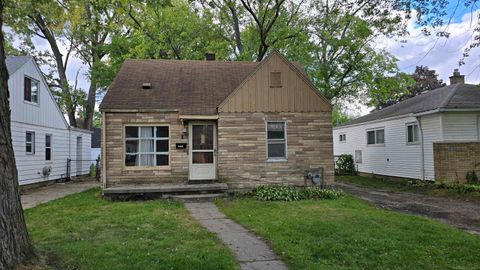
8, 58, 92, 185
442, 112, 480, 141
334, 116, 424, 180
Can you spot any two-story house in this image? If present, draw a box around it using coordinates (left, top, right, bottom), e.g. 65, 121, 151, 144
6, 55, 92, 186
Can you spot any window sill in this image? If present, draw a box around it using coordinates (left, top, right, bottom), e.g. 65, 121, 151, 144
266, 158, 288, 163
406, 142, 420, 145
366, 144, 385, 147
123, 166, 171, 171
23, 100, 39, 106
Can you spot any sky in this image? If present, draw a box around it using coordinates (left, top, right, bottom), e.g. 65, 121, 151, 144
9, 2, 480, 117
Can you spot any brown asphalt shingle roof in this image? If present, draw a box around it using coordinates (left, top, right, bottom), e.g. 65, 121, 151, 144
99, 59, 262, 115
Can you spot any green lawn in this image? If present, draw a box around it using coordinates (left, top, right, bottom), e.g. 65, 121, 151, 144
216, 197, 480, 270
24, 188, 237, 270
337, 175, 480, 201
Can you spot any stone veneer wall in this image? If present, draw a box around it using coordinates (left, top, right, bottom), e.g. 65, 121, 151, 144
433, 142, 480, 183
104, 112, 188, 187
217, 112, 334, 189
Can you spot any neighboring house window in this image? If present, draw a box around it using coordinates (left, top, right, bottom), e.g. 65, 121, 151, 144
125, 126, 169, 167
45, 134, 52, 161
24, 76, 39, 103
339, 133, 346, 142
355, 150, 362, 163
367, 128, 385, 145
406, 123, 419, 144
26, 131, 35, 154
266, 122, 287, 160
270, 72, 282, 88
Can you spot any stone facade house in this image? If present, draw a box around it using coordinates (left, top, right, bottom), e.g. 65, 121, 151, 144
99, 51, 334, 195
334, 70, 480, 183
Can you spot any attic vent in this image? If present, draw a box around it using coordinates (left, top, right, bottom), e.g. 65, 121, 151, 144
142, 82, 152, 89
270, 72, 282, 88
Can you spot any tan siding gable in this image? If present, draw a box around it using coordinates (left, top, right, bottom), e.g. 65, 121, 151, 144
218, 53, 331, 113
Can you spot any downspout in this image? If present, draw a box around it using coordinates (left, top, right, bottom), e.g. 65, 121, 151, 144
416, 116, 425, 181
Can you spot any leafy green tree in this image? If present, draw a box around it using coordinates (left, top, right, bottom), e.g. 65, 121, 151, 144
5, 0, 79, 126
373, 66, 445, 109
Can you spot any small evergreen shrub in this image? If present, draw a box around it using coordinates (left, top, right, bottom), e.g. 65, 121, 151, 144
335, 154, 356, 175
250, 185, 344, 201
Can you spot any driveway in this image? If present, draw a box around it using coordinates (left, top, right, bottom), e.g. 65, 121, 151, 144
21, 177, 99, 209
335, 182, 480, 235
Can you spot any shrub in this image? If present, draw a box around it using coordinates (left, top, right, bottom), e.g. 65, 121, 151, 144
89, 164, 96, 177
466, 171, 478, 184
250, 185, 344, 201
435, 181, 480, 194
336, 154, 356, 175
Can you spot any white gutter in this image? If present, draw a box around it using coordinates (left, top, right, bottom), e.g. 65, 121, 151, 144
416, 116, 425, 181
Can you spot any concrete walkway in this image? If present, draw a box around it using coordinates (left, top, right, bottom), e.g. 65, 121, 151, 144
21, 178, 99, 209
185, 202, 287, 270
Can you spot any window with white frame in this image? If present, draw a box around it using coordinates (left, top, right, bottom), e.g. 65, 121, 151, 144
26, 131, 35, 154
24, 76, 39, 103
45, 134, 52, 160
339, 133, 346, 142
266, 122, 287, 160
367, 128, 385, 145
406, 123, 419, 144
124, 126, 169, 167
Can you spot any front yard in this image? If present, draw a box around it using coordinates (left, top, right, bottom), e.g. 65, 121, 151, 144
24, 188, 237, 270
24, 187, 480, 270
216, 197, 480, 270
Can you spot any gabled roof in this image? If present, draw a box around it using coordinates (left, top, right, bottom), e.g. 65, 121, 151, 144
341, 83, 480, 127
100, 59, 259, 115
99, 52, 316, 115
6, 56, 32, 75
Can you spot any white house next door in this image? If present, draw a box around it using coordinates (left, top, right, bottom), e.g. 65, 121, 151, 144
189, 122, 216, 180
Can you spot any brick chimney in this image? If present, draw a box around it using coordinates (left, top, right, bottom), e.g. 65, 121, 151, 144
205, 52, 216, 61
449, 69, 465, 85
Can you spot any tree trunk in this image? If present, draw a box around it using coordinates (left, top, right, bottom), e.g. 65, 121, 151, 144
32, 13, 77, 127
227, 2, 243, 54
0, 1, 36, 268
83, 81, 96, 131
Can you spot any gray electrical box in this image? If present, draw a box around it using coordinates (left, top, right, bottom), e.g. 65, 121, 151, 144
305, 168, 324, 186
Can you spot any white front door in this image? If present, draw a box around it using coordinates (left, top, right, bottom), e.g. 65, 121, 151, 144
189, 122, 217, 180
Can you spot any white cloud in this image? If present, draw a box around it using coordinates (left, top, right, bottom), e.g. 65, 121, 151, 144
378, 10, 480, 84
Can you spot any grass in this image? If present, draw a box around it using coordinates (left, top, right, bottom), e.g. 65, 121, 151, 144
337, 175, 480, 201
24, 188, 238, 270
216, 197, 480, 270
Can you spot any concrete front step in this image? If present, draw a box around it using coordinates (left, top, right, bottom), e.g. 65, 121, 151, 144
103, 182, 228, 195
168, 193, 226, 202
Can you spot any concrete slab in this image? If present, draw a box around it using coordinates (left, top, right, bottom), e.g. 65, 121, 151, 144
185, 202, 288, 270
21, 178, 99, 209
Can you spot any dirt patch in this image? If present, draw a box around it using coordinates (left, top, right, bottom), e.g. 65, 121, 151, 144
335, 182, 480, 235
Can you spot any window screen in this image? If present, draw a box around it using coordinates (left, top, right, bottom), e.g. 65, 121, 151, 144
267, 122, 286, 159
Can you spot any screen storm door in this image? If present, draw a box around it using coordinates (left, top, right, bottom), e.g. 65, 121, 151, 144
189, 122, 216, 180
